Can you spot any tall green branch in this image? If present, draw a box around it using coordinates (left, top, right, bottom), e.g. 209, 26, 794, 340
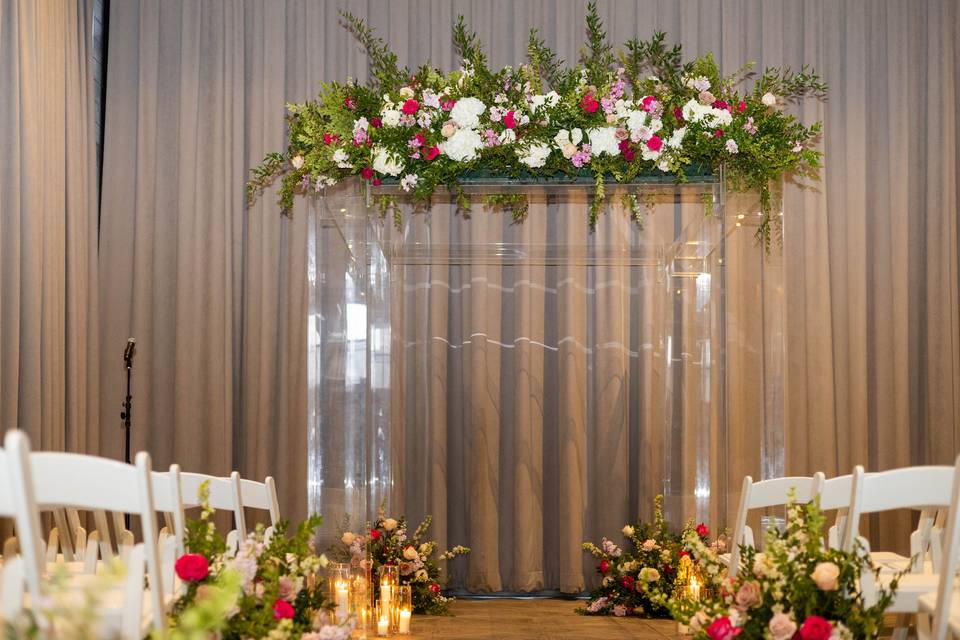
581, 2, 615, 87
526, 28, 562, 92
340, 11, 408, 93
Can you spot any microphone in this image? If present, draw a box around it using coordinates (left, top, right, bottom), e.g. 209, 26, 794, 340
123, 338, 136, 363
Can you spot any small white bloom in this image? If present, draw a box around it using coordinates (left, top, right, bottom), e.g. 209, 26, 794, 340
414, 569, 429, 582
341, 532, 356, 546
332, 148, 352, 169
687, 76, 711, 92
498, 129, 517, 144
553, 128, 583, 151
450, 97, 486, 129
353, 117, 369, 133
442, 128, 484, 162
372, 147, 403, 176
399, 86, 415, 99
400, 174, 419, 192
621, 525, 635, 538
381, 109, 402, 127
761, 92, 778, 107
668, 127, 686, 148
291, 155, 304, 169
792, 141, 803, 153
587, 127, 621, 156
625, 109, 648, 134
529, 91, 560, 111
649, 118, 663, 133
383, 518, 398, 531
726, 139, 739, 154
403, 546, 420, 561
422, 89, 441, 109
516, 142, 551, 168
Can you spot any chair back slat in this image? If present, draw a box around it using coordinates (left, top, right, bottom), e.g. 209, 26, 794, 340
929, 455, 960, 640
28, 453, 142, 513
748, 476, 821, 508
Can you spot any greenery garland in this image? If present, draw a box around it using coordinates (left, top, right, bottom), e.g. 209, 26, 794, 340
248, 3, 826, 246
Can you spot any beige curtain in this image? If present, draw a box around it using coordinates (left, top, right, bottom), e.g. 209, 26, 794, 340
97, 0, 959, 590
0, 0, 99, 453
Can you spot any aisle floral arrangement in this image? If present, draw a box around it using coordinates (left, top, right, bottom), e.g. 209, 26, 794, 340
644, 495, 898, 640
167, 484, 352, 640
578, 495, 718, 618
248, 2, 826, 245
336, 509, 470, 615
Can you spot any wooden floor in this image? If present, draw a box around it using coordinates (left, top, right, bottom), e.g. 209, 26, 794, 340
399, 599, 679, 639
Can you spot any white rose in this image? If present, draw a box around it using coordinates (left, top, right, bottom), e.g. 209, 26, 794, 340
341, 532, 356, 546
371, 147, 403, 176
705, 108, 733, 128
641, 539, 657, 551
399, 86, 415, 99
449, 97, 486, 129
517, 142, 551, 168
383, 518, 398, 531
587, 127, 620, 156
291, 154, 304, 169
442, 128, 484, 162
381, 109, 402, 127
811, 561, 840, 591
498, 129, 517, 144
682, 99, 708, 123
621, 525, 634, 538
761, 92, 778, 107
553, 128, 583, 151
403, 546, 420, 561
332, 148, 352, 169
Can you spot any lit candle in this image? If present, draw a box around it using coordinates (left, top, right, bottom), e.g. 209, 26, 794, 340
380, 583, 392, 611
398, 608, 411, 634
335, 579, 349, 622
377, 616, 389, 636
689, 576, 701, 600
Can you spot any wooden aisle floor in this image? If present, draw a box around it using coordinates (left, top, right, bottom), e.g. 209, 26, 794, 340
401, 599, 679, 639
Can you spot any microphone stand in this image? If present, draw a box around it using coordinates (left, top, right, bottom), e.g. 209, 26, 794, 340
120, 346, 134, 531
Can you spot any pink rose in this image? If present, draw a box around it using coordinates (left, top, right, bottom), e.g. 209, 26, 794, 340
401, 99, 419, 115
799, 616, 833, 640
810, 562, 840, 591
641, 95, 658, 112
734, 580, 761, 609
272, 599, 295, 620
424, 146, 440, 161
768, 613, 797, 640
714, 129, 724, 138
580, 94, 600, 113
646, 135, 663, 152
174, 554, 209, 582
706, 616, 743, 640
343, 96, 355, 110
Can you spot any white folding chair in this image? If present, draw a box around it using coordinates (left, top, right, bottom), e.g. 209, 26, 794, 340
237, 476, 281, 540
150, 464, 188, 601
5, 431, 167, 639
178, 470, 245, 552
844, 462, 957, 639
917, 454, 960, 640
725, 474, 824, 578
0, 439, 42, 620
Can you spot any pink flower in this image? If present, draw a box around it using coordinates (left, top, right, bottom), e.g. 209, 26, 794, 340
735, 580, 761, 609
673, 106, 684, 123
424, 146, 440, 161
402, 99, 420, 115
370, 117, 382, 128
503, 111, 516, 129
370, 529, 381, 540
706, 617, 743, 640
737, 101, 746, 113
613, 604, 627, 617
343, 96, 355, 110
712, 100, 729, 111
799, 616, 833, 640
618, 139, 635, 162
580, 93, 600, 113
641, 95, 658, 112
713, 129, 724, 138
323, 132, 333, 145
441, 99, 456, 111
697, 523, 710, 537
361, 166, 374, 181
272, 599, 295, 620
429, 583, 441, 595
646, 135, 663, 152
768, 613, 797, 640
174, 554, 209, 582
372, 178, 382, 186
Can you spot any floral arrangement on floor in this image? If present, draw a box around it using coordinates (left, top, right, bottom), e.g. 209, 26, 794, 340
578, 495, 718, 618
336, 509, 470, 615
247, 2, 826, 245
645, 494, 898, 640
167, 483, 352, 640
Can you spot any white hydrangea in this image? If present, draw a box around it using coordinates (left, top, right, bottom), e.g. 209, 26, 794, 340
380, 109, 402, 127
668, 127, 687, 148
442, 128, 484, 162
449, 97, 486, 129
625, 109, 648, 133
587, 127, 621, 156
371, 146, 403, 176
516, 142, 551, 168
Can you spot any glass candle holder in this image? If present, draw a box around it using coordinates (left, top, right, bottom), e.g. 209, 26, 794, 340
397, 585, 412, 634
327, 562, 351, 624
351, 562, 374, 630
378, 565, 399, 632
375, 602, 390, 637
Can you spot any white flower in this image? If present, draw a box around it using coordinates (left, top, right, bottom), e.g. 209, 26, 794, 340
414, 569, 429, 582
400, 174, 419, 192
553, 128, 583, 151
399, 86, 415, 99
792, 141, 803, 153
687, 76, 711, 92
332, 148, 352, 169
372, 147, 403, 176
649, 118, 663, 133
517, 142, 551, 168
657, 159, 671, 172
602, 576, 613, 587
383, 518, 398, 531
341, 532, 356, 546
587, 127, 621, 156
621, 525, 635, 538
761, 92, 778, 107
381, 109, 402, 127
529, 91, 560, 111
668, 127, 686, 149
811, 561, 840, 591
625, 109, 648, 134
498, 129, 517, 144
705, 108, 733, 128
725, 139, 739, 154
353, 117, 369, 134
403, 546, 420, 561
291, 155, 304, 169
449, 97, 486, 129
422, 89, 441, 109
641, 539, 657, 551
442, 128, 484, 162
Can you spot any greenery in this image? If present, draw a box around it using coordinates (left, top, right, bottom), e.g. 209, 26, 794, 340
645, 495, 897, 639
248, 3, 826, 247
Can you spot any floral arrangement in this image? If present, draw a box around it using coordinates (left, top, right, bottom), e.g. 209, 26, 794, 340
578, 496, 716, 618
336, 510, 470, 615
648, 495, 897, 640
248, 3, 826, 245
167, 483, 352, 640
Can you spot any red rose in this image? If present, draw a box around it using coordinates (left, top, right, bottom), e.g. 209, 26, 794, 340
344, 96, 355, 110
273, 599, 295, 620
799, 616, 833, 640
713, 129, 724, 138
599, 559, 611, 574
621, 576, 635, 590
424, 146, 440, 161
673, 106, 684, 123
737, 101, 746, 113
174, 554, 209, 582
373, 178, 382, 186
706, 616, 743, 640
370, 117, 382, 128
579, 93, 600, 113
323, 132, 333, 145
696, 523, 710, 537
370, 529, 381, 540
361, 166, 374, 180
712, 100, 729, 111
402, 99, 419, 115
503, 111, 516, 129
646, 135, 663, 152
429, 583, 441, 595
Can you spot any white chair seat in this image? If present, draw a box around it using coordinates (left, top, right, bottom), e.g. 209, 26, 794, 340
876, 572, 940, 613
918, 591, 960, 638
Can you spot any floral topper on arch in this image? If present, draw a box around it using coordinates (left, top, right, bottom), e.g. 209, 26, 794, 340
247, 3, 826, 247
